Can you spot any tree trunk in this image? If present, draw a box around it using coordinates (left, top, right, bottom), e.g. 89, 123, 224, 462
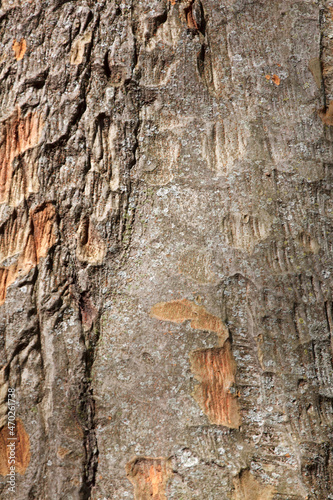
0, 0, 332, 499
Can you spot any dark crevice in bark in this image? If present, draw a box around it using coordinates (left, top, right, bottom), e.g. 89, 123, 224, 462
319, 6, 327, 109
79, 315, 101, 499
103, 50, 111, 79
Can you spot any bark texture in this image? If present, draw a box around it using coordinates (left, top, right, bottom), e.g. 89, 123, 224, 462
0, 0, 333, 499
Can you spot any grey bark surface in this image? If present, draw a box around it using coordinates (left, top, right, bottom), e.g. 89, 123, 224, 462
0, 0, 332, 499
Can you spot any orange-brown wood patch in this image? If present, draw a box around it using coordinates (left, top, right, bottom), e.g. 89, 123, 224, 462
126, 457, 172, 500
31, 203, 56, 261
0, 203, 56, 304
0, 419, 31, 475
190, 341, 240, 428
12, 39, 26, 61
150, 298, 228, 343
150, 298, 240, 426
184, 2, 198, 30
318, 101, 333, 126
0, 109, 43, 205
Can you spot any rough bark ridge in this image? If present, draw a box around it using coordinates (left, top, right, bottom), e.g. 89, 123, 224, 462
0, 0, 332, 499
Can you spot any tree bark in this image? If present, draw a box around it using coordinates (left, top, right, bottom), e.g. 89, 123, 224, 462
0, 0, 332, 499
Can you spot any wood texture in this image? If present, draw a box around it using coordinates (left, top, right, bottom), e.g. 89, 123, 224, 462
0, 0, 332, 499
